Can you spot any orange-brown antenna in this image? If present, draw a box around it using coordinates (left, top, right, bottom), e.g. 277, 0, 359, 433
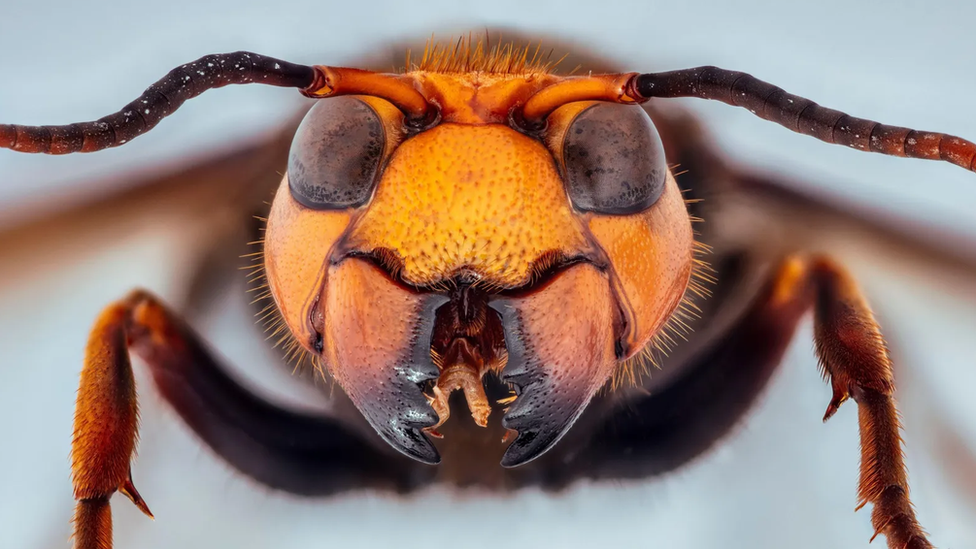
0, 52, 317, 154
302, 66, 432, 123
519, 74, 638, 128
627, 66, 976, 173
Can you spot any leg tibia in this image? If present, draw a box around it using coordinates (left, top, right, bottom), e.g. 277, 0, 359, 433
72, 302, 138, 501
71, 293, 156, 549
804, 256, 932, 548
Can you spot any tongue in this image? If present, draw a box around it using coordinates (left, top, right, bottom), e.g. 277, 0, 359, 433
428, 339, 493, 433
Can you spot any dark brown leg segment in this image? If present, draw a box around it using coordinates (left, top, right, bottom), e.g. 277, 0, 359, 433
539, 251, 812, 486
528, 251, 932, 546
768, 255, 931, 548
69, 290, 421, 549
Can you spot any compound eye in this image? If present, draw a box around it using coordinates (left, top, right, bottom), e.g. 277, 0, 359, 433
288, 97, 385, 210
561, 103, 667, 215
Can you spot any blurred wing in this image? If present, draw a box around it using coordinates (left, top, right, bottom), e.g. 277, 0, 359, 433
734, 166, 976, 519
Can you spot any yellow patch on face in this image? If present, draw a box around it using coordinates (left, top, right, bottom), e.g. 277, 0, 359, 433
264, 176, 352, 346
343, 123, 593, 288
587, 174, 693, 356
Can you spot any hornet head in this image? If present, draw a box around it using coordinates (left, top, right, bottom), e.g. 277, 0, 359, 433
263, 41, 695, 466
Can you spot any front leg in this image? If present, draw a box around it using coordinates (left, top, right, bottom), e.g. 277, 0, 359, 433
69, 289, 423, 549
775, 255, 932, 548
71, 292, 155, 549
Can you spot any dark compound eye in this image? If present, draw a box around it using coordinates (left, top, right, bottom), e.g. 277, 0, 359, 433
561, 103, 668, 215
288, 97, 385, 210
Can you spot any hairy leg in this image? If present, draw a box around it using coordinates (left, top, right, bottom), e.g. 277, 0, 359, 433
72, 296, 150, 549
555, 254, 931, 548
806, 256, 931, 548
768, 255, 931, 548
70, 290, 420, 549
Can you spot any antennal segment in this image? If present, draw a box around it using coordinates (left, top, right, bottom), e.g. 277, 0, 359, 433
0, 52, 315, 154
302, 67, 432, 124
629, 66, 976, 173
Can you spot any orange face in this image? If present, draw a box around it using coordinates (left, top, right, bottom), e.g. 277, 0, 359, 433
263, 47, 694, 466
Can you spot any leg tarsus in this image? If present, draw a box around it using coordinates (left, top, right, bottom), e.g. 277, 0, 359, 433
870, 484, 931, 548
73, 497, 112, 549
803, 255, 933, 548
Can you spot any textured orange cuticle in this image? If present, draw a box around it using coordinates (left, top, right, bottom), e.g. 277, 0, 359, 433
263, 57, 696, 428
587, 174, 694, 357
263, 177, 353, 352
344, 123, 591, 288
